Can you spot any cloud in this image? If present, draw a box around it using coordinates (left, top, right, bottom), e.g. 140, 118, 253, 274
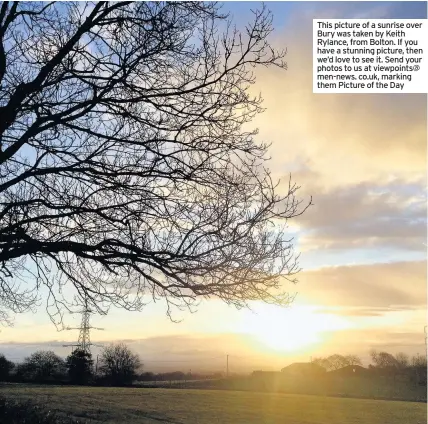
248, 4, 426, 192
316, 305, 424, 317
293, 178, 426, 252
238, 3, 428, 261
314, 327, 426, 359
294, 260, 426, 308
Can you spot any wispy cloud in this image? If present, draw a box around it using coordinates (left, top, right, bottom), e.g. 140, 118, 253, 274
295, 261, 426, 308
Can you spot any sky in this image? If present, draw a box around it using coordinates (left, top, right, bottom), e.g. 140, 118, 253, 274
0, 1, 426, 373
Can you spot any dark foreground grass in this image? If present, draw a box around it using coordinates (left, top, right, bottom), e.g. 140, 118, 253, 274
0, 395, 84, 424
0, 384, 426, 424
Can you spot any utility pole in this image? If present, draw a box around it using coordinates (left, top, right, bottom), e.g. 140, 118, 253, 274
424, 326, 427, 358
226, 354, 229, 378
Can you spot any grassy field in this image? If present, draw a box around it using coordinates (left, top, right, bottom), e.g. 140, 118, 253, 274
196, 374, 427, 403
0, 384, 426, 424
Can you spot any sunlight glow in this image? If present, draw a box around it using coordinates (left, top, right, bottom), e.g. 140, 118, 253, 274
237, 303, 352, 353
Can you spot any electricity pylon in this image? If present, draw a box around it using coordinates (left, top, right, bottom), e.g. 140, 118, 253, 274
63, 297, 104, 354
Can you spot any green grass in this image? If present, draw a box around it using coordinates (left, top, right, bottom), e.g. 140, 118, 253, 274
0, 384, 426, 424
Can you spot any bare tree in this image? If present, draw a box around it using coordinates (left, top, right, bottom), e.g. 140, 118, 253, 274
0, 2, 310, 326
410, 353, 427, 385
16, 350, 66, 382
394, 352, 409, 369
326, 354, 349, 371
370, 349, 398, 369
411, 353, 427, 368
311, 357, 331, 371
99, 343, 141, 385
313, 354, 362, 371
344, 354, 362, 366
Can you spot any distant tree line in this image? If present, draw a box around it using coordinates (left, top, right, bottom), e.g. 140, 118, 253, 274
312, 350, 427, 385
0, 343, 141, 387
1, 346, 426, 387
368, 350, 427, 382
0, 344, 224, 387
312, 354, 362, 371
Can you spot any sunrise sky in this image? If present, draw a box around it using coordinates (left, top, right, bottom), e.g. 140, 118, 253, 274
0, 1, 426, 373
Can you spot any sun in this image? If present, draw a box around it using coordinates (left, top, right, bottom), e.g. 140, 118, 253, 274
237, 303, 351, 353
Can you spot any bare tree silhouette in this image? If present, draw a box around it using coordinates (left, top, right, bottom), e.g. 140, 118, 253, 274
0, 2, 310, 326
99, 343, 141, 386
